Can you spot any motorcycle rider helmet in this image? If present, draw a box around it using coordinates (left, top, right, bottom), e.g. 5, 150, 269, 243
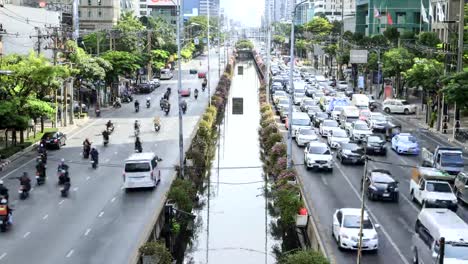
0, 198, 6, 204
61, 158, 65, 163
0, 180, 3, 185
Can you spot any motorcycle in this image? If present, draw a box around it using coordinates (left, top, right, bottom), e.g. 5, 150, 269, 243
37, 153, 47, 164
135, 145, 143, 153
19, 185, 29, 200
61, 182, 71, 197
95, 109, 101, 117
122, 94, 133, 103
113, 101, 122, 108
57, 169, 67, 185
154, 123, 161, 132
182, 104, 187, 114
146, 101, 151, 108
0, 198, 10, 232
135, 105, 140, 113
106, 125, 114, 134
36, 174, 46, 185
134, 127, 140, 137
164, 106, 170, 116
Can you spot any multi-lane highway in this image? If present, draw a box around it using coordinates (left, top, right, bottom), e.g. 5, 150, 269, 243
284, 106, 468, 264
0, 50, 223, 264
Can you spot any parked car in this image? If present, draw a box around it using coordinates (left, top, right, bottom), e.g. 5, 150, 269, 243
160, 68, 174, 80
332, 208, 379, 251
391, 133, 420, 155
363, 169, 399, 202
295, 128, 318, 147
336, 142, 365, 165
319, 119, 339, 137
41, 131, 66, 149
304, 142, 333, 171
382, 99, 417, 115
327, 129, 350, 149
363, 135, 387, 155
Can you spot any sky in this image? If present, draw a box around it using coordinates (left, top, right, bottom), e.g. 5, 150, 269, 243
221, 0, 264, 27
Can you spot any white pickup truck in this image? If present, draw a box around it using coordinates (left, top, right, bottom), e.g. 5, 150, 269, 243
409, 167, 458, 212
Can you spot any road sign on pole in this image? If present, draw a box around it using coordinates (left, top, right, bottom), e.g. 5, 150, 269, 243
350, 50, 368, 64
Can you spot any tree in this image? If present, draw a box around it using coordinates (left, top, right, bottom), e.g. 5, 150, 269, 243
139, 241, 172, 264
304, 17, 333, 37
295, 39, 309, 58
113, 12, 145, 53
382, 48, 414, 95
140, 16, 176, 49
273, 35, 286, 45
417, 32, 441, 47
404, 58, 444, 94
280, 250, 329, 264
235, 39, 254, 50
383, 27, 400, 45
100, 51, 141, 83
442, 71, 468, 109
151, 49, 170, 70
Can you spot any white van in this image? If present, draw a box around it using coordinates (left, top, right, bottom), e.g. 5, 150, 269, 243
123, 153, 162, 190
290, 112, 311, 138
160, 68, 173, 80
413, 208, 468, 263
339, 106, 360, 130
351, 94, 369, 110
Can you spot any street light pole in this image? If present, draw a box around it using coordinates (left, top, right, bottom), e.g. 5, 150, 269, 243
265, 0, 271, 104
176, 0, 185, 179
287, 0, 308, 169
207, 1, 211, 107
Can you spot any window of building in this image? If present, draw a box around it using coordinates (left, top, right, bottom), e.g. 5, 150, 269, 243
140, 4, 146, 8
78, 10, 81, 17
88, 10, 91, 17
97, 0, 101, 5
396, 12, 405, 24
140, 11, 146, 16
88, 0, 91, 5
98, 9, 102, 17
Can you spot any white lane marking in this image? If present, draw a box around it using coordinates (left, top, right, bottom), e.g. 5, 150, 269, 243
0, 253, 6, 260
23, 232, 30, 238
66, 249, 74, 258
86, 176, 90, 181
84, 228, 91, 236
335, 164, 410, 264
110, 197, 116, 203
320, 175, 329, 186
59, 200, 65, 205
397, 217, 414, 234
98, 211, 104, 217
42, 214, 48, 220
73, 187, 78, 192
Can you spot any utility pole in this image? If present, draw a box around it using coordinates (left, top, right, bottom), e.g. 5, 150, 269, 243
265, 0, 271, 103
96, 31, 100, 55
147, 30, 152, 82
176, 0, 184, 179
31, 27, 45, 55
357, 156, 368, 264
207, 0, 211, 107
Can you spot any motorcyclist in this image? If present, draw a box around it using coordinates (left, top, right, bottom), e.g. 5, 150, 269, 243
83, 138, 91, 158
181, 99, 187, 113
194, 88, 199, 100
57, 158, 69, 172
135, 137, 143, 153
114, 97, 122, 108
153, 116, 161, 126
146, 97, 151, 107
106, 120, 114, 132
134, 99, 140, 111
36, 159, 46, 179
90, 148, 99, 165
102, 129, 110, 142
0, 180, 9, 201
19, 172, 31, 192
164, 102, 171, 115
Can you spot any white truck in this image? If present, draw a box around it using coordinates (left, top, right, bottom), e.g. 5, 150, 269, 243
409, 167, 458, 212
421, 146, 464, 175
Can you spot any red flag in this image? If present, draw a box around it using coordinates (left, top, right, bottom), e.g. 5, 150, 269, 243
387, 12, 393, 25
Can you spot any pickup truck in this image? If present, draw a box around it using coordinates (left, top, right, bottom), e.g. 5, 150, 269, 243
421, 146, 464, 175
409, 167, 458, 212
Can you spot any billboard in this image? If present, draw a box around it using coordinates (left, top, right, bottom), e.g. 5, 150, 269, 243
350, 49, 368, 64
147, 0, 177, 6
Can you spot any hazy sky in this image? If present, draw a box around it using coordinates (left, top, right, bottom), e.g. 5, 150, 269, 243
221, 0, 264, 27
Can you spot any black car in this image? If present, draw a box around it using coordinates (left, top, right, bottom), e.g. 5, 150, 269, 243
363, 169, 399, 202
336, 142, 365, 165
312, 112, 329, 127
137, 83, 153, 94
189, 68, 198, 74
363, 135, 387, 155
41, 131, 66, 149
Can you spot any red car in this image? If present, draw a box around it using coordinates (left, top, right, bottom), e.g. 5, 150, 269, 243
180, 87, 191, 97
198, 72, 206, 78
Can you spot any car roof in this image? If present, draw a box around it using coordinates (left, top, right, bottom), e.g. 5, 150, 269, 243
126, 152, 156, 162
339, 208, 368, 218
370, 171, 395, 183
308, 141, 327, 147
355, 120, 368, 125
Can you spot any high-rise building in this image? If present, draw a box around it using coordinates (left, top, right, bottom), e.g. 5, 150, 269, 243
199, 0, 219, 17
78, 0, 123, 30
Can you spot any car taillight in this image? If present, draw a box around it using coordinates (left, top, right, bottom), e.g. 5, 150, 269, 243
151, 171, 154, 180
54, 139, 58, 142
122, 173, 125, 181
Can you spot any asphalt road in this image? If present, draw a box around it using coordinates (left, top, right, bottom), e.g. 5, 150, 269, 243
0, 49, 225, 264
281, 107, 468, 264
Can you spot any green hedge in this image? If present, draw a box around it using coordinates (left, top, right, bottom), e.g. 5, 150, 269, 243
0, 128, 57, 159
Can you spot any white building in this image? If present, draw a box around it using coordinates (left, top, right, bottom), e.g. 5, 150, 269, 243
199, 0, 219, 17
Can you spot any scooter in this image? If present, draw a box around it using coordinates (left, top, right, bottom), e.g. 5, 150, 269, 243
135, 105, 140, 113
95, 109, 101, 117
154, 123, 161, 132
37, 153, 47, 165
164, 107, 170, 116
106, 125, 114, 134
18, 185, 29, 200
0, 199, 10, 232
103, 137, 109, 146
146, 101, 151, 108
61, 182, 71, 197
36, 174, 46, 185
58, 169, 67, 185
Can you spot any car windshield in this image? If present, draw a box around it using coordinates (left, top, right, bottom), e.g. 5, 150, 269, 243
125, 163, 151, 172
343, 215, 373, 229
300, 129, 315, 135
309, 146, 330, 155
333, 106, 343, 112
367, 136, 382, 143
426, 182, 452, 193
304, 101, 314, 106
441, 153, 464, 167
275, 91, 286, 96
316, 113, 328, 118
279, 99, 289, 105
293, 119, 310, 126
295, 89, 305, 94
401, 101, 410, 105
333, 130, 347, 137
323, 120, 338, 127
347, 117, 359, 123
342, 143, 361, 151
355, 124, 369, 130
373, 115, 387, 121
400, 136, 417, 143
441, 243, 468, 260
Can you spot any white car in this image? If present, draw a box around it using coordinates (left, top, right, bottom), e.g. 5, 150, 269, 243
330, 106, 344, 120
332, 208, 379, 251
348, 120, 373, 141
294, 93, 305, 105
273, 91, 288, 104
304, 142, 333, 171
337, 81, 349, 90
382, 99, 417, 115
327, 129, 350, 149
319, 119, 339, 137
295, 128, 318, 147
